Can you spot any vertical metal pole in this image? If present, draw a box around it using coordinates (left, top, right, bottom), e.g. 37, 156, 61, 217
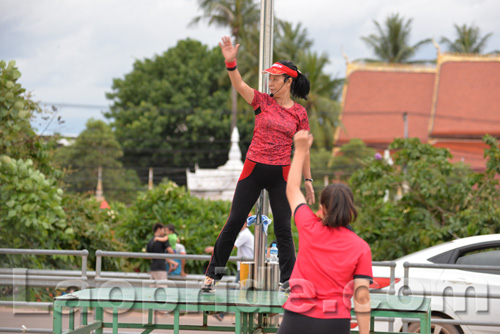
403, 112, 408, 139
148, 168, 154, 190
254, 0, 274, 290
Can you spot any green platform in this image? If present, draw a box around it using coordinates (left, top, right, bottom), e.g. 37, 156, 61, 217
53, 287, 430, 334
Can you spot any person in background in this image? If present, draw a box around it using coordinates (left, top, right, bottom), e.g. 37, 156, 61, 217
146, 223, 178, 286
202, 36, 314, 293
279, 130, 372, 334
155, 224, 186, 276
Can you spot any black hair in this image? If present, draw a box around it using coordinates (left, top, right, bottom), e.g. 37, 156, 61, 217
166, 223, 176, 234
320, 183, 358, 228
153, 222, 164, 233
277, 60, 310, 100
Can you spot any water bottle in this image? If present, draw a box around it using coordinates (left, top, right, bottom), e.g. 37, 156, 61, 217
268, 243, 279, 263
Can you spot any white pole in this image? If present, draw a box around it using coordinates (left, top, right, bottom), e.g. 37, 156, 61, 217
253, 0, 274, 290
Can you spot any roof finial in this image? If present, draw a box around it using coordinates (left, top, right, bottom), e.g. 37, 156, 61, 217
432, 38, 441, 56
341, 47, 350, 65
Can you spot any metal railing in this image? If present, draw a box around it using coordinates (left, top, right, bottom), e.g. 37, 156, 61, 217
2, 249, 500, 333
94, 250, 252, 289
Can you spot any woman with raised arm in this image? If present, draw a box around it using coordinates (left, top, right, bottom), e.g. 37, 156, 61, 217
201, 36, 314, 293
280, 130, 372, 334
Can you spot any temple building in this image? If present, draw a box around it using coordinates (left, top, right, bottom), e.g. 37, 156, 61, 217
336, 51, 500, 171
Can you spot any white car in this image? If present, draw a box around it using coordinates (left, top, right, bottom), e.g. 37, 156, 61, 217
369, 234, 500, 334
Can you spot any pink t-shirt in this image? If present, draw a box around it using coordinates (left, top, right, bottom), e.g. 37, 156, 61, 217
283, 204, 373, 319
246, 89, 309, 165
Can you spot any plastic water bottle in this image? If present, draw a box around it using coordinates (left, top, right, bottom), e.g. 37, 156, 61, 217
268, 243, 279, 263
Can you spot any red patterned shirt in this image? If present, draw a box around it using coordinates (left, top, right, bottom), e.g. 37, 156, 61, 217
246, 89, 309, 165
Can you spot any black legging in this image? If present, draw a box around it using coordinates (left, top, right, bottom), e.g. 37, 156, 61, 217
277, 310, 350, 334
277, 310, 351, 334
205, 159, 295, 283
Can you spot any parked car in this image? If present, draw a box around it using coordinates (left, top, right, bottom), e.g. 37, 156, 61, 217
369, 234, 500, 334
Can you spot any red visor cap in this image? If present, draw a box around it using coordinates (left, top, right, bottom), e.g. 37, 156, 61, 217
262, 62, 298, 78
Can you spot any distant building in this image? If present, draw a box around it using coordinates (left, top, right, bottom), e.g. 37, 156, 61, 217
336, 52, 500, 171
186, 128, 244, 201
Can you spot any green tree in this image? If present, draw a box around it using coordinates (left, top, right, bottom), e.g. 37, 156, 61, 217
0, 60, 69, 261
298, 51, 342, 150
105, 39, 234, 185
360, 13, 432, 63
331, 139, 375, 181
440, 23, 495, 54
54, 119, 141, 203
350, 137, 500, 261
115, 181, 233, 274
274, 21, 313, 61
190, 0, 260, 131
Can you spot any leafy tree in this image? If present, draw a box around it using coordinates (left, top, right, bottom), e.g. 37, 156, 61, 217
331, 139, 375, 181
0, 156, 67, 250
0, 60, 70, 269
350, 137, 500, 261
274, 21, 313, 61
298, 51, 342, 150
0, 60, 60, 178
190, 0, 260, 131
105, 39, 236, 185
440, 23, 496, 54
115, 181, 233, 274
61, 193, 126, 271
360, 13, 432, 63
54, 119, 141, 203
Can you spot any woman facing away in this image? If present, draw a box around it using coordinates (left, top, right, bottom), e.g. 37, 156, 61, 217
201, 36, 315, 293
280, 130, 372, 334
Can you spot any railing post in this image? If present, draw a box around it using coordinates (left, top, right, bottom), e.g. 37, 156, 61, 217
81, 250, 88, 281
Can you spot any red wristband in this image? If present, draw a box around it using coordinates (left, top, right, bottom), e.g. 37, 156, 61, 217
225, 59, 237, 68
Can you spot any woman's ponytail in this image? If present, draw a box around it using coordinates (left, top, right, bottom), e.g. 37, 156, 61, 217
277, 60, 310, 100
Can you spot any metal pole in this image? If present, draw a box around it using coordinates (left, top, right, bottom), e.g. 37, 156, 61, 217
403, 112, 408, 139
253, 0, 274, 290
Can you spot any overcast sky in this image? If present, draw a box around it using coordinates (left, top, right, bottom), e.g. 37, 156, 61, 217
1, 0, 499, 136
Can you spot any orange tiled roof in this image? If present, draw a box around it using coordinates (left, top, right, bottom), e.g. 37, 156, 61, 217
432, 140, 489, 171
337, 64, 436, 148
430, 55, 500, 139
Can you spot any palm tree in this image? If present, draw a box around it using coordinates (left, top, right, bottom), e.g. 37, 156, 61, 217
360, 13, 432, 63
274, 20, 313, 61
297, 50, 342, 150
190, 0, 260, 132
440, 24, 494, 54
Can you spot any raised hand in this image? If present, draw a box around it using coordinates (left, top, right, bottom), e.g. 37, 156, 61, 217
219, 36, 240, 62
293, 130, 314, 151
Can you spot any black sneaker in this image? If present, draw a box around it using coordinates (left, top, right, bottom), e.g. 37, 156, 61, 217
201, 276, 216, 293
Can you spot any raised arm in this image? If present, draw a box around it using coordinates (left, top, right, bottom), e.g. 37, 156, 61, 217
219, 36, 254, 104
286, 130, 314, 215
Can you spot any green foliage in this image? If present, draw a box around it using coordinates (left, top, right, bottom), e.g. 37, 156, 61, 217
331, 138, 375, 181
53, 119, 141, 203
0, 156, 67, 249
0, 61, 71, 270
360, 13, 432, 63
0, 60, 60, 178
115, 181, 232, 274
105, 39, 236, 183
60, 193, 127, 271
440, 23, 495, 54
350, 138, 500, 261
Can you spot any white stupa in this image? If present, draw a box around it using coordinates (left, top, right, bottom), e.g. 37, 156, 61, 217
186, 127, 244, 201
